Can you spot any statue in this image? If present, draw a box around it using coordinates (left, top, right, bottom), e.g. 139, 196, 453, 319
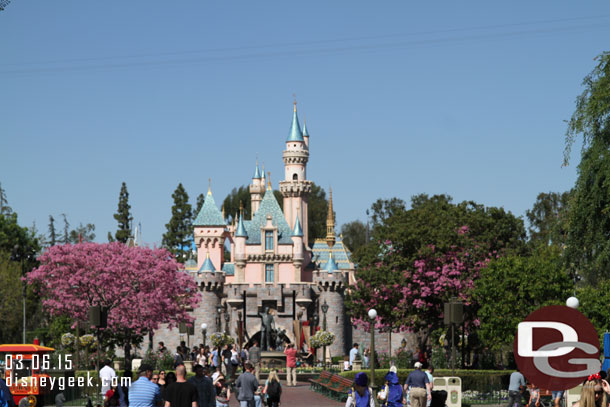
259, 306, 276, 351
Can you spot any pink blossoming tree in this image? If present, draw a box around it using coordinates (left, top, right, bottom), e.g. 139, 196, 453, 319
27, 242, 200, 364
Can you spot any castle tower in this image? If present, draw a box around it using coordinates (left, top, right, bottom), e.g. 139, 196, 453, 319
313, 267, 348, 359
249, 162, 264, 216
193, 183, 227, 270
279, 102, 313, 247
234, 202, 248, 283
193, 255, 225, 336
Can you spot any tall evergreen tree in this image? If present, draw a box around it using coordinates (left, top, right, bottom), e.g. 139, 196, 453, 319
194, 193, 205, 221
162, 183, 193, 263
113, 182, 133, 243
48, 215, 57, 246
0, 183, 11, 215
61, 214, 69, 244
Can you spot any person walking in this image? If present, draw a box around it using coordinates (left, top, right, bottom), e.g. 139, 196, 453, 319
213, 375, 230, 407
100, 360, 118, 397
378, 369, 403, 407
0, 374, 15, 407
507, 369, 526, 407
425, 366, 434, 407
404, 362, 430, 407
263, 370, 282, 407
284, 343, 298, 387
349, 344, 359, 369
345, 372, 375, 407
188, 365, 215, 407
248, 341, 262, 381
129, 364, 162, 407
235, 363, 259, 407
163, 365, 197, 407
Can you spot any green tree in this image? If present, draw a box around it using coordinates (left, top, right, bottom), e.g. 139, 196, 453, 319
578, 279, 610, 339
47, 215, 57, 246
0, 182, 12, 215
194, 193, 205, 220
69, 223, 96, 243
340, 220, 367, 252
61, 214, 70, 244
162, 183, 193, 262
307, 183, 329, 246
0, 212, 40, 343
473, 246, 572, 351
222, 186, 251, 222
369, 197, 406, 227
526, 191, 571, 247
563, 52, 610, 284
113, 182, 133, 243
0, 252, 22, 343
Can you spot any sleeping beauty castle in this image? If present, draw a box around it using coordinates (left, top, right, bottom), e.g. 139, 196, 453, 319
151, 103, 358, 359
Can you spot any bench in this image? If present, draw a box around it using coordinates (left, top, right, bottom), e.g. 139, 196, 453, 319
309, 371, 353, 401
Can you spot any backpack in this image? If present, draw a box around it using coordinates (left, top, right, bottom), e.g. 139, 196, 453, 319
267, 380, 282, 400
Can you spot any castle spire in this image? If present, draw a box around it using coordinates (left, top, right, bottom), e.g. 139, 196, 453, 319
267, 172, 272, 191
326, 187, 336, 249
287, 102, 304, 142
253, 160, 261, 179
198, 251, 216, 273
235, 201, 248, 237
325, 250, 339, 273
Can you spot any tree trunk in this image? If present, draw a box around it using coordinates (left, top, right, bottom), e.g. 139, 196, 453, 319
124, 341, 132, 372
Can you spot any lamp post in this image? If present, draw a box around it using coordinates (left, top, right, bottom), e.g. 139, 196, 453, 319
201, 323, 207, 348
237, 311, 243, 350
321, 300, 329, 368
368, 308, 377, 389
224, 306, 230, 336
216, 305, 223, 332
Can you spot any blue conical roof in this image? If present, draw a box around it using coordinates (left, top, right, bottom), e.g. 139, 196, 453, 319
302, 121, 310, 138
198, 252, 216, 273
325, 251, 339, 273
236, 213, 248, 237
193, 188, 226, 226
292, 215, 303, 237
287, 105, 304, 142
253, 164, 261, 179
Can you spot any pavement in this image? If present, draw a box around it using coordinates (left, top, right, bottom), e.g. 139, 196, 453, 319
231, 380, 344, 406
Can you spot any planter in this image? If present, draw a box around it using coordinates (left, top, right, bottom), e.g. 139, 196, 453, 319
184, 360, 193, 372
113, 360, 124, 371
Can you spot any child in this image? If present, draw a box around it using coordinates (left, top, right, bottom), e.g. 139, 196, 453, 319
529, 384, 540, 407
344, 356, 350, 371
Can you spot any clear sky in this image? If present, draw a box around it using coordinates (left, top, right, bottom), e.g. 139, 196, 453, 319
2, 1, 609, 246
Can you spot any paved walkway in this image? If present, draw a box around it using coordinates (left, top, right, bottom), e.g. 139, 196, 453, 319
231, 380, 343, 406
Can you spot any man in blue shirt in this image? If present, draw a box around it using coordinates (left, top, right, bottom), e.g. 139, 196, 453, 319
129, 364, 162, 407
507, 369, 526, 407
404, 362, 430, 407
349, 343, 360, 368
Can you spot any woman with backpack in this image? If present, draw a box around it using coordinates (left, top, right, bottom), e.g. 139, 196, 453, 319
263, 370, 282, 407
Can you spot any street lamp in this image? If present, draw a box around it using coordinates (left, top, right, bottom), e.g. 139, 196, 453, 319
224, 306, 230, 335
237, 311, 243, 350
201, 323, 207, 348
368, 308, 377, 389
321, 300, 329, 368
216, 305, 223, 332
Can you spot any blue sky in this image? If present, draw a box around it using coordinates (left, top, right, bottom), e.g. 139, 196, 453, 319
1, 1, 609, 246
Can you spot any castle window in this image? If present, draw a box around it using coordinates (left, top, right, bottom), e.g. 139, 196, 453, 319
292, 174, 298, 181
265, 264, 274, 282
265, 231, 274, 251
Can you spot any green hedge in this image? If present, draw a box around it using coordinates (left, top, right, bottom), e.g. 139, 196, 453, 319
339, 369, 511, 392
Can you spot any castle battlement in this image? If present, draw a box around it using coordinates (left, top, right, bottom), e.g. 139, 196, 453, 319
195, 271, 225, 291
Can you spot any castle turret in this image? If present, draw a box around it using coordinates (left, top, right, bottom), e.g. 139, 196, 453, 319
313, 267, 348, 360
193, 182, 227, 270
326, 187, 336, 249
279, 102, 312, 249
291, 214, 304, 282
302, 120, 310, 149
234, 202, 248, 283
249, 162, 264, 216
192, 254, 225, 340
